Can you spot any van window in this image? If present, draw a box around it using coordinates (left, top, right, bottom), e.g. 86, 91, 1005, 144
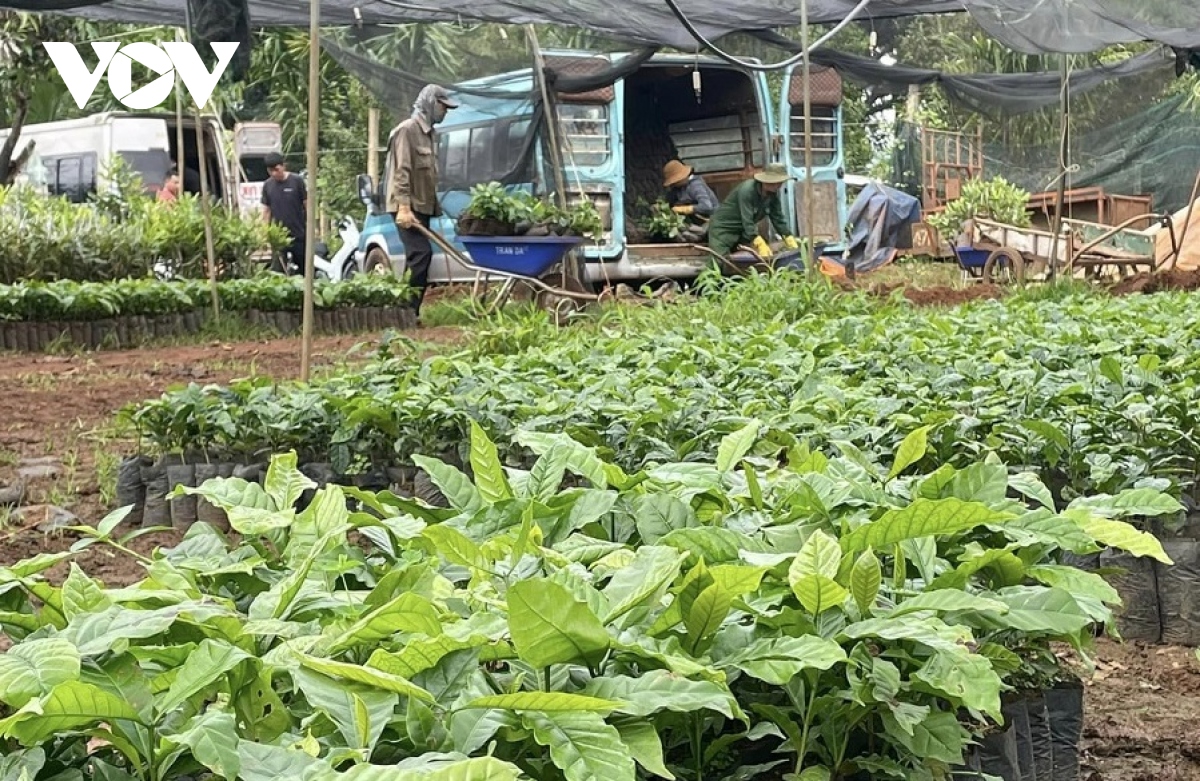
670, 115, 763, 174
559, 104, 609, 168
44, 154, 97, 203
501, 118, 532, 176
118, 150, 173, 191
789, 107, 838, 167
439, 128, 470, 189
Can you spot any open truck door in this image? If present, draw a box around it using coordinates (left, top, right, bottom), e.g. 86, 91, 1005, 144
233, 122, 282, 218
778, 63, 849, 257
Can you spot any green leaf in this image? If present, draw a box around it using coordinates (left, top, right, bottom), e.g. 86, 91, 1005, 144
64, 605, 181, 656
0, 637, 81, 709
516, 430, 608, 488
298, 655, 435, 702
0, 747, 45, 781
890, 425, 931, 479
601, 546, 687, 624
683, 582, 732, 645
842, 498, 1015, 553
1009, 472, 1056, 510
1028, 564, 1120, 605
581, 670, 741, 719
525, 711, 636, 781
507, 579, 609, 668
61, 564, 112, 620
368, 635, 489, 680
614, 718, 674, 779
716, 420, 760, 472
528, 443, 571, 501
0, 681, 141, 745
881, 708, 967, 765
1073, 513, 1172, 563
182, 477, 272, 513
237, 741, 323, 781
850, 549, 882, 614
228, 507, 296, 536
659, 527, 745, 564
633, 494, 697, 544
156, 638, 250, 716
412, 455, 484, 514
470, 420, 512, 504
789, 529, 843, 582
322, 756, 524, 780
1099, 354, 1124, 385
888, 591, 1009, 618
1020, 419, 1070, 451
263, 450, 316, 510
992, 587, 1093, 635
422, 525, 487, 571
913, 651, 1001, 717
724, 636, 847, 685
842, 616, 972, 652
328, 592, 443, 653
791, 574, 848, 615
168, 709, 240, 780
1069, 489, 1185, 519
462, 692, 623, 712
945, 463, 1009, 504
292, 667, 396, 751
929, 548, 1027, 591
1001, 510, 1097, 553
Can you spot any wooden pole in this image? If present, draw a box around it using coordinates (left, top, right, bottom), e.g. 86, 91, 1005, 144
300, 0, 320, 381
1049, 54, 1069, 282
367, 106, 380, 185
526, 25, 583, 287
175, 28, 186, 201
800, 0, 816, 277
194, 112, 220, 322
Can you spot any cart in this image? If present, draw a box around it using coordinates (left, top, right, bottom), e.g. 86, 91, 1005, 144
952, 214, 1179, 284
416, 224, 611, 318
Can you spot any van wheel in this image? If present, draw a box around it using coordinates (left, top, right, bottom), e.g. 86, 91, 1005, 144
364, 248, 392, 277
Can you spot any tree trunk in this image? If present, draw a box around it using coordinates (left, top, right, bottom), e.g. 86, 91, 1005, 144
0, 90, 30, 185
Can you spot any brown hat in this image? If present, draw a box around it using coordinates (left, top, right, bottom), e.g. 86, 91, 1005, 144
662, 160, 693, 188
754, 162, 791, 185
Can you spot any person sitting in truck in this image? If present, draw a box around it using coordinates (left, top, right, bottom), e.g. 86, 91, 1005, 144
707, 162, 801, 260
663, 159, 719, 243
157, 168, 181, 204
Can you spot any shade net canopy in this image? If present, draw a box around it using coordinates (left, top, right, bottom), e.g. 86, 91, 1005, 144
15, 0, 1200, 54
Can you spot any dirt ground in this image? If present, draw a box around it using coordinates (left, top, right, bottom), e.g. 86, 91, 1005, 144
1, 287, 1197, 779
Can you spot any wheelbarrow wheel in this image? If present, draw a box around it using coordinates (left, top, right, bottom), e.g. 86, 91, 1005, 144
982, 247, 1026, 285
535, 273, 591, 323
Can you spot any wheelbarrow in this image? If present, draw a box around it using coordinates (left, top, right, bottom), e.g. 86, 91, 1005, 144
414, 224, 612, 318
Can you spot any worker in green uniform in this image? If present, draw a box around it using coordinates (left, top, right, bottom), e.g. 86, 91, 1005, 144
707, 162, 801, 259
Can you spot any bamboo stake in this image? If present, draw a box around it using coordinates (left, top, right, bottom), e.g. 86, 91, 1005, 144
300, 0, 321, 381
800, 0, 816, 277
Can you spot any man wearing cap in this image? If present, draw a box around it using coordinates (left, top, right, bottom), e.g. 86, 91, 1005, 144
386, 84, 459, 317
707, 162, 801, 260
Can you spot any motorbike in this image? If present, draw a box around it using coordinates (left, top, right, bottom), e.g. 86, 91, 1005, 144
313, 216, 363, 281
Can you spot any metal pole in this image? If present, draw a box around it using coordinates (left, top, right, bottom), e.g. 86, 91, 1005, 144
367, 106, 380, 185
300, 0, 320, 381
194, 112, 221, 321
526, 25, 583, 287
1049, 54, 1069, 282
800, 0, 816, 277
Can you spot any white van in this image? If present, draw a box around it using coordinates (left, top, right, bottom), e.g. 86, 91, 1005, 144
0, 112, 281, 214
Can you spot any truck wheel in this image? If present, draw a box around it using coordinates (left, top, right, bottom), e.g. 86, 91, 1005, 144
364, 248, 392, 277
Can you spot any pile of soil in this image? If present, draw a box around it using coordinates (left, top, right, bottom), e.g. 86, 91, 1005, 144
834, 278, 1008, 307
1110, 269, 1200, 296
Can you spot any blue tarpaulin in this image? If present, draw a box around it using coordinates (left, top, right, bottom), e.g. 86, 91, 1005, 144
837, 182, 922, 274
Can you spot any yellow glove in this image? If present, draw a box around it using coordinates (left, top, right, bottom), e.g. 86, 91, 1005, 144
782, 235, 800, 250
395, 203, 416, 230
751, 236, 772, 259
672, 204, 695, 216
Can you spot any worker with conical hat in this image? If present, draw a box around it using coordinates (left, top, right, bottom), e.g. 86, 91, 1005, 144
662, 159, 719, 219
707, 162, 801, 260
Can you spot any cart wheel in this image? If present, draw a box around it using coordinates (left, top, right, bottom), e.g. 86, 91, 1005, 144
535, 273, 591, 319
982, 247, 1026, 285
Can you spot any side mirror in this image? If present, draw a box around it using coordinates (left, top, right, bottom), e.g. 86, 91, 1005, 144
357, 174, 376, 210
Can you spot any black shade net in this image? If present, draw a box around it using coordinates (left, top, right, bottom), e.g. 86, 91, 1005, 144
19, 0, 1200, 54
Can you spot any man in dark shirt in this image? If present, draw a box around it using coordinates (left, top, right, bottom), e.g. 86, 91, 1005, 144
261, 152, 308, 274
387, 84, 459, 317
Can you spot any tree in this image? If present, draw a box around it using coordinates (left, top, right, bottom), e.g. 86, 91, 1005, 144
0, 11, 82, 184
